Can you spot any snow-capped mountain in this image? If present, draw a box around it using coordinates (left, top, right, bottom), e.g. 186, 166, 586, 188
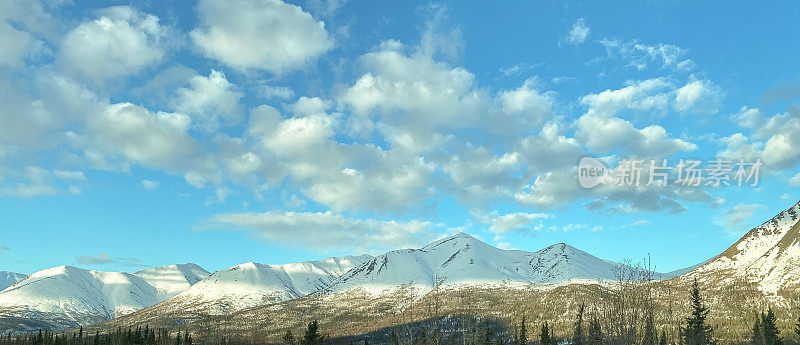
0, 271, 26, 291
689, 200, 800, 294
119, 255, 373, 318
0, 263, 209, 333
322, 232, 623, 295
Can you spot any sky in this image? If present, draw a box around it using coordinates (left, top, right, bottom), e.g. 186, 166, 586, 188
1, 0, 799, 275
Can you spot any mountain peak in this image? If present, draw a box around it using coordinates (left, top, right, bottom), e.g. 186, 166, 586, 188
693, 199, 800, 293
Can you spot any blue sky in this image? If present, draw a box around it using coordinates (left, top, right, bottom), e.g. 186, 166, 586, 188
1, 0, 799, 275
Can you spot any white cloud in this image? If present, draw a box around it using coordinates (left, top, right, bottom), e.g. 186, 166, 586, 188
600, 39, 694, 71
206, 211, 437, 252
0, 244, 8, 250
0, 15, 44, 67
0, 166, 57, 198
719, 106, 800, 171
173, 70, 243, 131
68, 185, 82, 195
340, 47, 485, 151
577, 78, 697, 157
674, 78, 723, 114
418, 4, 463, 62
141, 179, 159, 190
184, 171, 208, 188
58, 6, 168, 81
53, 170, 87, 180
790, 173, 800, 187
496, 78, 553, 128
77, 252, 143, 266
565, 18, 589, 45
261, 85, 295, 99
720, 203, 763, 233
734, 106, 764, 129
191, 0, 333, 74
486, 212, 550, 234
85, 102, 205, 172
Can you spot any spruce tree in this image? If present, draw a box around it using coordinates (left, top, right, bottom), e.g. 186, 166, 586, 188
303, 321, 321, 345
390, 330, 399, 345
483, 324, 492, 345
283, 330, 295, 345
679, 280, 716, 345
752, 314, 765, 345
642, 314, 657, 345
587, 317, 603, 345
364, 339, 369, 345
658, 330, 667, 345
573, 304, 584, 345
539, 323, 551, 345
795, 313, 800, 338
518, 316, 526, 345
761, 308, 781, 345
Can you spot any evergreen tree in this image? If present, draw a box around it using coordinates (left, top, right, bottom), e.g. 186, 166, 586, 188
539, 323, 551, 345
390, 330, 399, 345
679, 280, 716, 345
642, 314, 657, 345
587, 317, 603, 345
174, 332, 180, 345
416, 327, 428, 345
493, 336, 503, 345
659, 330, 668, 345
483, 324, 492, 345
283, 330, 295, 345
761, 308, 781, 345
752, 315, 765, 345
795, 312, 800, 338
518, 316, 526, 345
364, 339, 369, 345
573, 304, 585, 345
303, 321, 321, 345
93, 332, 99, 345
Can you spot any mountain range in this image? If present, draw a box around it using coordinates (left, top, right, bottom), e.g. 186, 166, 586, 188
2, 199, 799, 336
0, 271, 26, 291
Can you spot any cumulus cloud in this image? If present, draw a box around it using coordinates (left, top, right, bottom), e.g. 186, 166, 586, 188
173, 70, 244, 131
0, 15, 46, 67
674, 78, 723, 114
565, 18, 589, 45
719, 106, 800, 171
191, 0, 333, 74
205, 211, 438, 252
485, 212, 550, 234
577, 78, 697, 157
83, 102, 208, 173
339, 45, 485, 151
58, 6, 169, 81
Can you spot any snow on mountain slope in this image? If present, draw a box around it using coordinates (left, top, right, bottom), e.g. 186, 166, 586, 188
144, 255, 374, 316
0, 263, 209, 331
690, 200, 800, 294
133, 264, 210, 300
0, 271, 26, 291
322, 232, 623, 295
